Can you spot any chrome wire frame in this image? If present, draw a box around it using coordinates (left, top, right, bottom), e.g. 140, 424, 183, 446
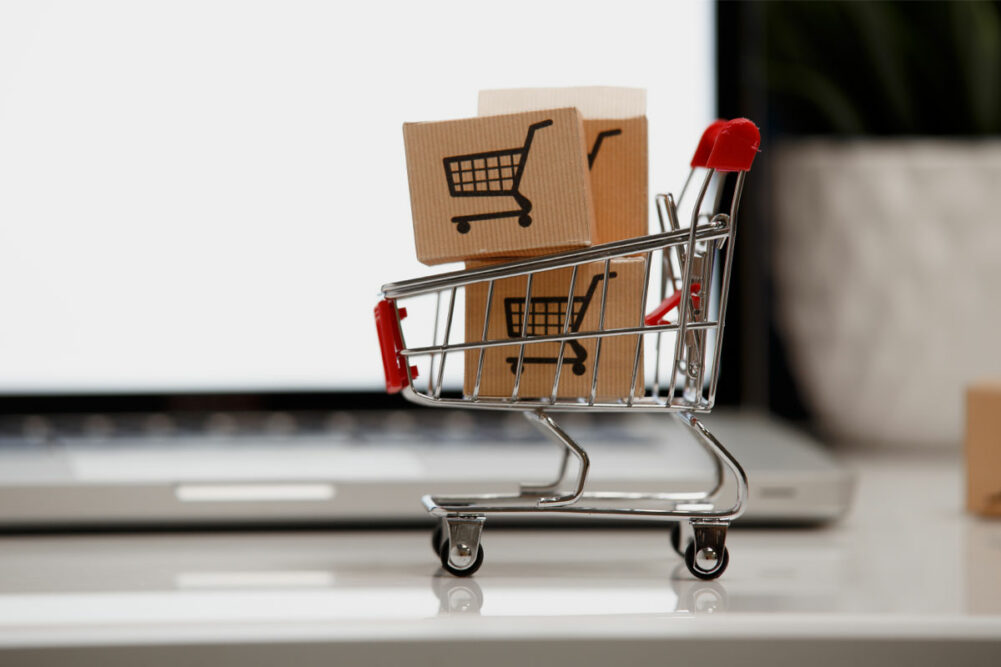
420, 409, 746, 523
382, 167, 749, 524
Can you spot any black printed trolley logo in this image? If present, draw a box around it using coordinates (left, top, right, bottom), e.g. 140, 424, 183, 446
588, 129, 621, 168
442, 119, 551, 234
442, 121, 622, 234
502, 272, 617, 376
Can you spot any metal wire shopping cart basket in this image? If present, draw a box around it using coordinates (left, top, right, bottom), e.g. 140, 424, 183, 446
376, 118, 760, 579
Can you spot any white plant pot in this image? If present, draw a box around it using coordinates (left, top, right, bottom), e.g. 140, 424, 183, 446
773, 140, 1001, 446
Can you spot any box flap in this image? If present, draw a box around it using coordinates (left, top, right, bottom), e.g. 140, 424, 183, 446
478, 87, 646, 119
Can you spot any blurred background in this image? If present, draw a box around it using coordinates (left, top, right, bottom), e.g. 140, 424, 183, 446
1, 0, 999, 449
717, 0, 1001, 445
0, 0, 711, 392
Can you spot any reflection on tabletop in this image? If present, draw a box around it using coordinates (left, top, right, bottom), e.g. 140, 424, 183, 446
0, 529, 841, 623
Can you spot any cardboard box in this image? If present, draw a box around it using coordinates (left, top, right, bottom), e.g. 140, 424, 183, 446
479, 87, 648, 245
463, 257, 645, 400
403, 108, 595, 265
966, 380, 1001, 517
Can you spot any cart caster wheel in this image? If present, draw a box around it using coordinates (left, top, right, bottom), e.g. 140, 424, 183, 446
571, 363, 586, 376
431, 523, 445, 556
438, 540, 484, 577
684, 541, 729, 580
518, 214, 532, 228
456, 221, 471, 234
670, 523, 684, 556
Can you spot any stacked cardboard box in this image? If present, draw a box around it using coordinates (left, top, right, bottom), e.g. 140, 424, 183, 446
403, 88, 648, 399
464, 257, 646, 400
478, 87, 647, 245
966, 380, 1001, 517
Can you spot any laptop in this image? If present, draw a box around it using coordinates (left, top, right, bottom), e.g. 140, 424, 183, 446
0, 3, 853, 530
0, 402, 852, 528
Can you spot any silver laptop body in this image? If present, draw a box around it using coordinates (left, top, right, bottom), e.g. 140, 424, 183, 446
0, 408, 852, 528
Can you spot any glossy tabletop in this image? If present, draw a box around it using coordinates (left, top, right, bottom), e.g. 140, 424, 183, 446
0, 448, 999, 665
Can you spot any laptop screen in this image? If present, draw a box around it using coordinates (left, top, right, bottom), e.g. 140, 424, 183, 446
0, 1, 714, 394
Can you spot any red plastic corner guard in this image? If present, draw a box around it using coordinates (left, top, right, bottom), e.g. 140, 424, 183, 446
690, 120, 728, 168
374, 298, 417, 394
706, 118, 761, 172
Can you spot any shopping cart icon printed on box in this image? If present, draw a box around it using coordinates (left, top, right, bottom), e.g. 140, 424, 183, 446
443, 119, 552, 234
442, 122, 621, 235
587, 129, 621, 168
503, 272, 617, 376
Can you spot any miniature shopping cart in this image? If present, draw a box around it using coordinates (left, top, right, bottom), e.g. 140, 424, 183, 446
377, 118, 760, 580
503, 272, 617, 376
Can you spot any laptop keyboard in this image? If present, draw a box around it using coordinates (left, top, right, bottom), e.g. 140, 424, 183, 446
0, 410, 660, 448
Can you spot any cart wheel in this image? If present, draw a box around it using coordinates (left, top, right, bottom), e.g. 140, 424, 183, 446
518, 214, 532, 228
670, 522, 684, 556
571, 362, 586, 376
456, 221, 471, 234
431, 523, 445, 556
684, 541, 729, 580
438, 540, 484, 577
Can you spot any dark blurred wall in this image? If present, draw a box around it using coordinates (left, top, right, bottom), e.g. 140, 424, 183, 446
714, 0, 1001, 422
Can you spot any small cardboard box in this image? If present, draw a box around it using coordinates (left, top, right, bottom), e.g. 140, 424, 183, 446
966, 380, 1001, 517
403, 108, 595, 265
479, 87, 648, 245
463, 257, 645, 400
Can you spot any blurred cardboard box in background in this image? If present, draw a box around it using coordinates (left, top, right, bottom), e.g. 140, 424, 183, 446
966, 380, 1001, 517
403, 108, 595, 265
479, 87, 648, 245
463, 257, 645, 400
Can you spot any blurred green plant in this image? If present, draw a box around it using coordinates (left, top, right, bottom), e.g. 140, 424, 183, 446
760, 0, 1001, 135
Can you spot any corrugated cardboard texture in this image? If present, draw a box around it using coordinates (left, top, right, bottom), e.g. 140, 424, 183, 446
403, 108, 595, 265
966, 380, 1001, 516
584, 117, 647, 244
479, 88, 647, 246
463, 258, 645, 400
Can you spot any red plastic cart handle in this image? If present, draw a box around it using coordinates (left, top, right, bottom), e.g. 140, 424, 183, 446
645, 283, 701, 326
374, 298, 417, 394
690, 119, 728, 168
706, 118, 760, 172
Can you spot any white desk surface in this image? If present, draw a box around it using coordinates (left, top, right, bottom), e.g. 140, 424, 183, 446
0, 448, 999, 665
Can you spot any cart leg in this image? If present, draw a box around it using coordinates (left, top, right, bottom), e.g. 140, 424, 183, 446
674, 412, 748, 512
439, 515, 486, 577
684, 520, 730, 580
524, 411, 590, 507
